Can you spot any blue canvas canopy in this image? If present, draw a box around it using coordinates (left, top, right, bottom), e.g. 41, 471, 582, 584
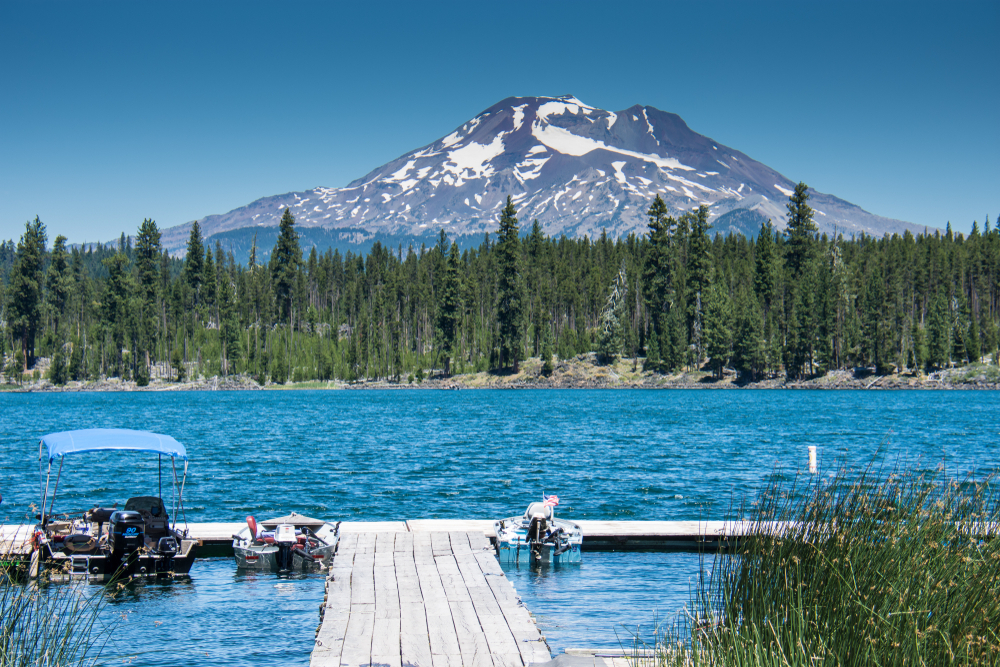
40, 429, 188, 462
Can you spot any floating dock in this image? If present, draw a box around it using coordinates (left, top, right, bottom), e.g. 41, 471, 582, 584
2, 520, 751, 559
310, 531, 550, 667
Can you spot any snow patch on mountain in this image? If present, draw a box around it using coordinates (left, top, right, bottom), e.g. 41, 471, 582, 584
160, 94, 928, 257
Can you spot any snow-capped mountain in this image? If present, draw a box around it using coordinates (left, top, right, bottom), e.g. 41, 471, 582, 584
162, 95, 924, 256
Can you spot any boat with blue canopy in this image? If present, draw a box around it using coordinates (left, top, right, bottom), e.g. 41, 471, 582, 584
29, 428, 197, 582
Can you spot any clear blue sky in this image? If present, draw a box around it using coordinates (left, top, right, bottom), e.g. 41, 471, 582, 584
1, 0, 997, 244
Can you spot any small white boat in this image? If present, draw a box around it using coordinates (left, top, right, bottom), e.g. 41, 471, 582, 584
232, 512, 338, 572
494, 495, 582, 564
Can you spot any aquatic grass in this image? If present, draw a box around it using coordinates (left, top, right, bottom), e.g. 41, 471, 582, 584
654, 461, 1000, 666
1, 572, 113, 666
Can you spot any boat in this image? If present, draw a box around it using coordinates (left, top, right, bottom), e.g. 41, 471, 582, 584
29, 429, 197, 582
232, 512, 339, 572
494, 495, 583, 564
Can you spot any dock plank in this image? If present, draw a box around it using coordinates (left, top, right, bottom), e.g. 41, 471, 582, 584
311, 531, 545, 667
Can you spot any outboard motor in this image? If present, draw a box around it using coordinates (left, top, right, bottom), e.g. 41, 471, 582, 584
156, 536, 178, 555
274, 524, 297, 570
109, 510, 144, 575
524, 497, 558, 561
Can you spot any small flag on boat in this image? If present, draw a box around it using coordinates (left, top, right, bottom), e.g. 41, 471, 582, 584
543, 495, 559, 507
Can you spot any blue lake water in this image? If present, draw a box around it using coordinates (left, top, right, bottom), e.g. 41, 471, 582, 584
1, 389, 998, 663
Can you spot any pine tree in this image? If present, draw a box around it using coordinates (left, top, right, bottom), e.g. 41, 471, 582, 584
48, 344, 67, 385
784, 182, 817, 279
184, 220, 205, 298
927, 290, 950, 369
435, 240, 462, 374
967, 315, 981, 364
732, 288, 767, 381
494, 196, 525, 372
643, 195, 674, 353
7, 217, 47, 369
134, 218, 162, 377
910, 319, 927, 372
754, 220, 780, 314
271, 208, 302, 326
703, 278, 733, 378
101, 252, 132, 376
540, 324, 554, 376
45, 235, 71, 336
219, 268, 240, 375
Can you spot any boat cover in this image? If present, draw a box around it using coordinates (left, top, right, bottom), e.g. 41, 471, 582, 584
41, 429, 188, 462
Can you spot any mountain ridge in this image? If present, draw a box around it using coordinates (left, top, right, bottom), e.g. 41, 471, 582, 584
161, 95, 927, 258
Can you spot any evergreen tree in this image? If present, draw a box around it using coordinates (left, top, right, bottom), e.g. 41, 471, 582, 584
784, 182, 817, 279
271, 208, 302, 325
494, 196, 525, 371
45, 235, 71, 336
643, 195, 674, 366
134, 218, 162, 377
48, 343, 67, 385
68, 338, 86, 382
219, 270, 240, 375
910, 320, 927, 372
184, 220, 205, 298
703, 277, 733, 378
101, 252, 132, 376
435, 240, 462, 374
7, 217, 47, 368
270, 340, 288, 384
927, 290, 950, 369
967, 314, 981, 363
732, 288, 767, 381
754, 220, 780, 315
540, 324, 554, 376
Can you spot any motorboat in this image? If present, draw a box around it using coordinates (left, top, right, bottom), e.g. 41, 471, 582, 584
494, 495, 583, 564
232, 512, 338, 572
29, 429, 197, 582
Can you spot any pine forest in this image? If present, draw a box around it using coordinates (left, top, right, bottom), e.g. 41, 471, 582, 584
1, 186, 998, 387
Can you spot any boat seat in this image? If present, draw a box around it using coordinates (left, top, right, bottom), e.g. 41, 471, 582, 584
125, 496, 170, 539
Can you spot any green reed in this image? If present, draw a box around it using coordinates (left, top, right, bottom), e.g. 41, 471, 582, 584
655, 462, 1000, 666
0, 576, 112, 667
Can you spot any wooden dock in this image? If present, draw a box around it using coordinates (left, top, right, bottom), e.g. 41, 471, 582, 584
310, 531, 550, 667
2, 520, 756, 559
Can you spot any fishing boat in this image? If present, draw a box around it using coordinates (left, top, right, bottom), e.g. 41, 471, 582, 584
494, 495, 583, 564
29, 429, 197, 582
232, 512, 338, 572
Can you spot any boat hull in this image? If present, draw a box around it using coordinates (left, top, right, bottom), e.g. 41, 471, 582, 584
232, 521, 338, 572
494, 517, 583, 565
38, 539, 197, 583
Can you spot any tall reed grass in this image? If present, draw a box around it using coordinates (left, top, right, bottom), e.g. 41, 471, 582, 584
1, 575, 111, 666
657, 462, 1000, 666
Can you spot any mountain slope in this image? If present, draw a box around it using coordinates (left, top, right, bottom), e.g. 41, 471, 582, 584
162, 95, 925, 257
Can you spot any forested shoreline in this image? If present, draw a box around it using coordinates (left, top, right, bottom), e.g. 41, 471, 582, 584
1, 185, 997, 387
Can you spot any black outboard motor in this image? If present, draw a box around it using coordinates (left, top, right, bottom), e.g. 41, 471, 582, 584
109, 510, 144, 575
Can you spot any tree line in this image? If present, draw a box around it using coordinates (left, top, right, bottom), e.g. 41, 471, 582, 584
1, 187, 997, 385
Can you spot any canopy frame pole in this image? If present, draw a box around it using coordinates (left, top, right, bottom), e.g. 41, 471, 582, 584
38, 441, 50, 527
178, 460, 189, 532
158, 454, 162, 501
47, 458, 64, 525
171, 458, 178, 531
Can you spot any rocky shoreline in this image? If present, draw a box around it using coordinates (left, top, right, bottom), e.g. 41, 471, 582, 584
3, 354, 999, 392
